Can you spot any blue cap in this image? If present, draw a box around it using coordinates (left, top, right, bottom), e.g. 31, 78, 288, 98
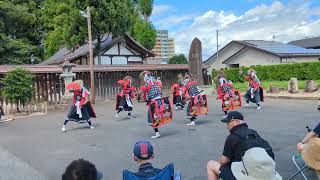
96, 170, 103, 180
133, 141, 154, 160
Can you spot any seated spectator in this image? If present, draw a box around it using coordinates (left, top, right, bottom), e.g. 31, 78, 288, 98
231, 147, 281, 180
301, 138, 320, 179
133, 141, 161, 178
297, 122, 320, 152
206, 111, 275, 180
62, 159, 103, 180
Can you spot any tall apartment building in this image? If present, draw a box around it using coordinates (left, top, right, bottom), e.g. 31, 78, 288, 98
148, 30, 175, 64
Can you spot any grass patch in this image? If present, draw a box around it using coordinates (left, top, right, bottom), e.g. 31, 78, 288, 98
232, 80, 320, 92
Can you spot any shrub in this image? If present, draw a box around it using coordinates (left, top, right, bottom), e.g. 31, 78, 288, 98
212, 62, 320, 82
2, 68, 34, 105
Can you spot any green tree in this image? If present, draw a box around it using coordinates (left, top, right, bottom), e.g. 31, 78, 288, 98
138, 0, 153, 22
41, 0, 72, 58
2, 68, 34, 106
0, 0, 44, 64
168, 54, 188, 64
131, 17, 156, 50
63, 0, 135, 63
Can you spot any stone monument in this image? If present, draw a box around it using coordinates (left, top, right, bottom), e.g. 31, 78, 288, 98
59, 62, 76, 105
188, 38, 203, 85
304, 80, 318, 92
288, 78, 299, 94
267, 84, 280, 93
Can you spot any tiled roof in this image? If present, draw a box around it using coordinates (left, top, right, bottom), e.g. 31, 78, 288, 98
240, 40, 320, 56
289, 37, 320, 49
40, 34, 155, 65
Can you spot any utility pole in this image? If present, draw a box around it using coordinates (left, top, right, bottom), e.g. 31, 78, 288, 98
216, 30, 219, 65
81, 6, 95, 103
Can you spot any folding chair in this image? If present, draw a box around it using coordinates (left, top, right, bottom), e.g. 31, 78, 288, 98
288, 154, 308, 180
123, 163, 181, 180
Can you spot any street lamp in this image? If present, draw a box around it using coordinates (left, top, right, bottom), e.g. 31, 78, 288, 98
81, 6, 95, 103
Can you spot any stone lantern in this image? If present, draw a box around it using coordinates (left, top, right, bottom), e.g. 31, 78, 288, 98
59, 61, 76, 105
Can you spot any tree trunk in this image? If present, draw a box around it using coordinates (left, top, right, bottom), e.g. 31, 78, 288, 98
143, 14, 148, 22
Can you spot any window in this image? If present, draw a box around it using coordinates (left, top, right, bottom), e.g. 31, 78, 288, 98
112, 57, 127, 64
229, 64, 239, 68
101, 56, 111, 65
281, 58, 296, 63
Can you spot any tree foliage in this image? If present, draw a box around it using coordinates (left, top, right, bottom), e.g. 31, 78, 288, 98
138, 0, 153, 22
168, 54, 188, 64
41, 0, 72, 58
212, 61, 320, 83
1, 0, 156, 64
62, 0, 135, 63
0, 0, 44, 64
2, 68, 34, 104
131, 17, 156, 50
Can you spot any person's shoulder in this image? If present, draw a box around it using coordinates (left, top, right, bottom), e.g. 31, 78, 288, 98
226, 133, 241, 142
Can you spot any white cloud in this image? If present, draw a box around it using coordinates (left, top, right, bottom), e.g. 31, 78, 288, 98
169, 1, 320, 60
153, 5, 173, 16
154, 14, 197, 29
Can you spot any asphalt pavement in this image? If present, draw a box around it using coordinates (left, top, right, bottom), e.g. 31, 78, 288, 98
0, 96, 318, 180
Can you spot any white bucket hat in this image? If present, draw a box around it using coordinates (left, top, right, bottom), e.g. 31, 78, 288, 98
231, 147, 282, 180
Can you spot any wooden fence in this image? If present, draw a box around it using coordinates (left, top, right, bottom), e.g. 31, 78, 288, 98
0, 65, 212, 106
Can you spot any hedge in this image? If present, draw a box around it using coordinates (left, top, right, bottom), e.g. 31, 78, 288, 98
212, 61, 320, 83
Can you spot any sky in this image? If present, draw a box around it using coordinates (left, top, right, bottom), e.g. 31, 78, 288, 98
150, 0, 320, 60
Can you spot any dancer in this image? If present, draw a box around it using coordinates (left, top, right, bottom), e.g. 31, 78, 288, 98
171, 74, 186, 110
216, 71, 242, 117
62, 80, 96, 132
183, 73, 208, 126
140, 71, 173, 138
115, 76, 136, 119
243, 69, 263, 109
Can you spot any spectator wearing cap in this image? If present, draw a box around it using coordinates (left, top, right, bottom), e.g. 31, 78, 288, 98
206, 111, 274, 180
297, 121, 320, 152
62, 159, 103, 180
133, 141, 161, 178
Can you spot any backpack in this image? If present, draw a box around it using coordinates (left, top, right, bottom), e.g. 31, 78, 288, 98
233, 129, 274, 160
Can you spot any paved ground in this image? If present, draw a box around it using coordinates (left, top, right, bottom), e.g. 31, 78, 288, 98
0, 96, 319, 180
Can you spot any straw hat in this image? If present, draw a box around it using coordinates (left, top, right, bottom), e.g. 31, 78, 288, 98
231, 147, 282, 180
123, 76, 133, 81
302, 138, 320, 170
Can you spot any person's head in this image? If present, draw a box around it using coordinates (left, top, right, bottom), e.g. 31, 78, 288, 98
217, 70, 225, 79
62, 159, 102, 180
133, 141, 154, 164
221, 111, 244, 130
247, 69, 256, 76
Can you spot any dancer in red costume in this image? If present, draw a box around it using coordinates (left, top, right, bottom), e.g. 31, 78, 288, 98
243, 69, 264, 109
62, 80, 96, 132
182, 73, 208, 126
140, 71, 173, 138
216, 71, 242, 117
171, 74, 186, 110
115, 76, 136, 119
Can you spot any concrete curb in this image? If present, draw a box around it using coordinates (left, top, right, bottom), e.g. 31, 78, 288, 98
239, 92, 320, 100
265, 95, 319, 100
